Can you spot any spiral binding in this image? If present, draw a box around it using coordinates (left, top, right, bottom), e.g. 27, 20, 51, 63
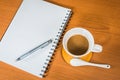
39, 9, 72, 78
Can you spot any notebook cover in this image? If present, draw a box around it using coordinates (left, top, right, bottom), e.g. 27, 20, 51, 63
0, 0, 71, 78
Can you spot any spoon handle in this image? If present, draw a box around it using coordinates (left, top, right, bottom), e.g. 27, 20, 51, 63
70, 59, 111, 69
87, 62, 111, 69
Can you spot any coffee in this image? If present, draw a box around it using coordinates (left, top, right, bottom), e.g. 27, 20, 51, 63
67, 35, 89, 55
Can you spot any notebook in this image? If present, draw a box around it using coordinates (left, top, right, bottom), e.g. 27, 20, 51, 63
0, 0, 71, 78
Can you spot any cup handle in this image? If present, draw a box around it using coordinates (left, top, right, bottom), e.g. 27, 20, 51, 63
91, 44, 102, 53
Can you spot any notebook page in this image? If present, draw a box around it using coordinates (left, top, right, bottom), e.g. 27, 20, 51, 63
0, 0, 71, 78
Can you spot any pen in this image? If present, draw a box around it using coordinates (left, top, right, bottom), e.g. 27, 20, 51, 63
16, 39, 53, 61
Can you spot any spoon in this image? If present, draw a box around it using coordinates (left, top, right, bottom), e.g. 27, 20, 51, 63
70, 58, 111, 69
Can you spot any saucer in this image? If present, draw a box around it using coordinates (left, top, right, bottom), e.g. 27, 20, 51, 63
62, 47, 92, 64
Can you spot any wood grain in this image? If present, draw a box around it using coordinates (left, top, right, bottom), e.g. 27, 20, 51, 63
0, 0, 22, 40
0, 0, 120, 80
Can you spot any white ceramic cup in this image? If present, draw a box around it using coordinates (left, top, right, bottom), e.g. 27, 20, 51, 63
62, 27, 102, 58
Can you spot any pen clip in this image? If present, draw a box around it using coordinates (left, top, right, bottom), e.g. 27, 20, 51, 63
40, 39, 52, 48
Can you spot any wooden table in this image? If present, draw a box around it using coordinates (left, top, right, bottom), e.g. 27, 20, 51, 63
0, 0, 120, 80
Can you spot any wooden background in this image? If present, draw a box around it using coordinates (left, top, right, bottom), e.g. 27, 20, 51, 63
0, 0, 120, 80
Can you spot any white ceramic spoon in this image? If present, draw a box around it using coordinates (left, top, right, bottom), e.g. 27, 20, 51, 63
70, 58, 111, 69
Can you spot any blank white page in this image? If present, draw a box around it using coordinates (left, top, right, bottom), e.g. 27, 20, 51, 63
0, 0, 71, 78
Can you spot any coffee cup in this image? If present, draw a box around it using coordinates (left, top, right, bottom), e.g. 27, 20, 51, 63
62, 28, 102, 64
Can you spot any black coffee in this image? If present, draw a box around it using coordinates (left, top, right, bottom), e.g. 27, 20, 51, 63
67, 35, 89, 55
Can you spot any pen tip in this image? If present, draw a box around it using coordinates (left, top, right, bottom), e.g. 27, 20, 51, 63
16, 58, 21, 61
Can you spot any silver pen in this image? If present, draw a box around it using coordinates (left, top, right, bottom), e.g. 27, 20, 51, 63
16, 39, 53, 61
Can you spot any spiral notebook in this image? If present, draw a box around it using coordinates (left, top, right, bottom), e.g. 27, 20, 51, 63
0, 0, 71, 78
